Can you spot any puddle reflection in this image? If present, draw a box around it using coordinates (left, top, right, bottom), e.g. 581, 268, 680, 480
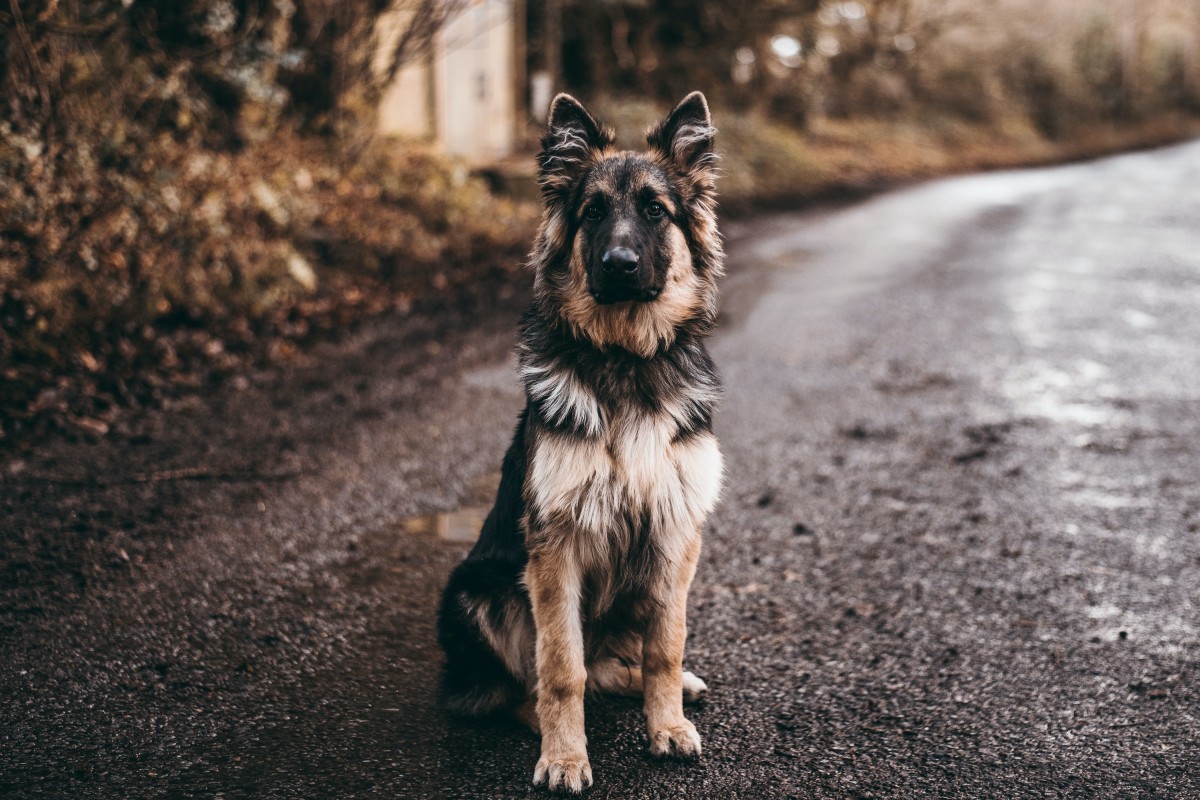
402, 507, 488, 542
400, 471, 499, 543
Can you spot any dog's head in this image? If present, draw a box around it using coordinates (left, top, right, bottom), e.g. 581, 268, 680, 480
531, 92, 723, 357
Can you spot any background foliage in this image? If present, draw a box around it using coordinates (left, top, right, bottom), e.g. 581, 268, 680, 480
561, 0, 1200, 128
1, 0, 528, 440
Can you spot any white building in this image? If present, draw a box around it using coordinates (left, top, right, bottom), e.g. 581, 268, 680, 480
375, 0, 526, 163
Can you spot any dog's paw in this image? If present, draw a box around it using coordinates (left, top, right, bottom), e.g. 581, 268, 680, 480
682, 671, 708, 703
533, 754, 593, 794
648, 718, 702, 759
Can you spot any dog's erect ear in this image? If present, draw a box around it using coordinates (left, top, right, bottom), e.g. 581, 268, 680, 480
538, 94, 613, 199
647, 91, 717, 178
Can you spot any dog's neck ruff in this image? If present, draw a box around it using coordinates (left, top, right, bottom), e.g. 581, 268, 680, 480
517, 312, 719, 442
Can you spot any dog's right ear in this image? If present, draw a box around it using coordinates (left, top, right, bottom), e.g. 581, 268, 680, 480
537, 94, 613, 200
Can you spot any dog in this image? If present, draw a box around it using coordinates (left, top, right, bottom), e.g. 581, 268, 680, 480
437, 91, 724, 794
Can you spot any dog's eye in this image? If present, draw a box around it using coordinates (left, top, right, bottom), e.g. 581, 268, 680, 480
646, 202, 666, 219
584, 205, 604, 221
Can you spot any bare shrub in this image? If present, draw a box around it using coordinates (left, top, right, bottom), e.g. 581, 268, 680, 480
560, 0, 1200, 132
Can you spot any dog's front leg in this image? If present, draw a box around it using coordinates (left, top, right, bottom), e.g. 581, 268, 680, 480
526, 549, 591, 793
643, 532, 703, 759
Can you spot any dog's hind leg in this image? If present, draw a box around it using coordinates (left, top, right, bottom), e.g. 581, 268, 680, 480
514, 693, 540, 734
437, 558, 533, 717
587, 658, 708, 703
681, 670, 709, 703
587, 658, 641, 697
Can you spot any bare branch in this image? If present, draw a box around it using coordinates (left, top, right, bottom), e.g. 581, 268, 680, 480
7, 0, 53, 134
379, 0, 468, 86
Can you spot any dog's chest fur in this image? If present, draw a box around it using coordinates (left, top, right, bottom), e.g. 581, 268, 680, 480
529, 413, 721, 542
521, 333, 723, 593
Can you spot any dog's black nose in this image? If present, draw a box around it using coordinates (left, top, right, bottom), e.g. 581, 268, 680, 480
601, 247, 639, 274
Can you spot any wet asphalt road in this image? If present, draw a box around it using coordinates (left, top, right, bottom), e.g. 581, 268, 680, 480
4, 141, 1200, 799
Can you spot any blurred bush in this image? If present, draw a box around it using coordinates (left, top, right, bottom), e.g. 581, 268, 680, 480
562, 0, 1200, 134
0, 124, 533, 440
570, 0, 1200, 222
0, 0, 530, 441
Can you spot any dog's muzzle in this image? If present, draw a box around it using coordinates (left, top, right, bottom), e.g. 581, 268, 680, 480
591, 247, 660, 304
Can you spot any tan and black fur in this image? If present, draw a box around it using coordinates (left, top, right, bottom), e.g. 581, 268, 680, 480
437, 92, 724, 794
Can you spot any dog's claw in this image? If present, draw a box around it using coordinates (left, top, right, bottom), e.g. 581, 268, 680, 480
649, 718, 702, 759
533, 755, 593, 794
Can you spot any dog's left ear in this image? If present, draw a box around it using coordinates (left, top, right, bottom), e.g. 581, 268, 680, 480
647, 91, 717, 187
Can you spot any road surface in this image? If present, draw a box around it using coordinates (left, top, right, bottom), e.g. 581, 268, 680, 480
3, 141, 1200, 799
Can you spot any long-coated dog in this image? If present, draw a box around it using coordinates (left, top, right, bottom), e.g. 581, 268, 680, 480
437, 91, 724, 794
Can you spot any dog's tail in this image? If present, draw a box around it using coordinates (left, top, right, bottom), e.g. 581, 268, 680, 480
437, 557, 531, 717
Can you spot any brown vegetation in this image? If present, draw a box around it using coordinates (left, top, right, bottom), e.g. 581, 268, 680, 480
573, 0, 1200, 210
0, 1, 529, 443
0, 131, 533, 443
564, 1, 1200, 128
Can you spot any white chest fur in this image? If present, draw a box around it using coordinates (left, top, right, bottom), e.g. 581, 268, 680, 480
528, 409, 723, 563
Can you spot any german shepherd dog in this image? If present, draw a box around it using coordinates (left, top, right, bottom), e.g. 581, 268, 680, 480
437, 91, 724, 794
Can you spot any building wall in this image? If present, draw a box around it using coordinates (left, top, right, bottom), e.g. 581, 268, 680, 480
374, 5, 433, 140
377, 58, 432, 140
376, 0, 517, 162
436, 0, 516, 160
